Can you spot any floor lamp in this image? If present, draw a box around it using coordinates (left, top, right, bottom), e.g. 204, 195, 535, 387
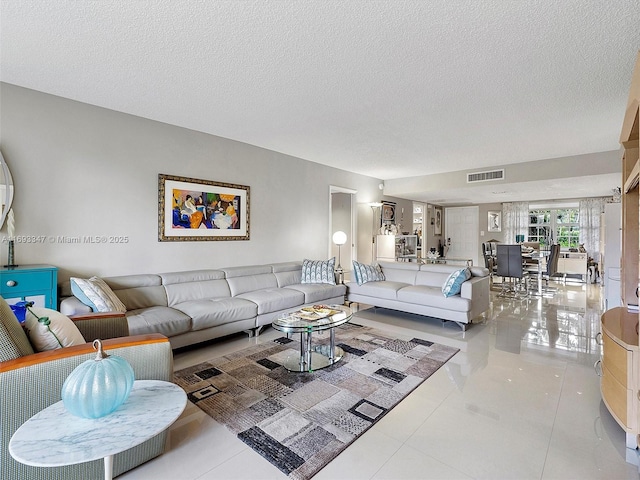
332, 231, 347, 283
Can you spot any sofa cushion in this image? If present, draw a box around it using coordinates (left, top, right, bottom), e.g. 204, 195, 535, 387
160, 270, 226, 284
377, 261, 419, 284
226, 272, 279, 297
442, 268, 472, 297
274, 270, 303, 287
352, 261, 385, 285
126, 306, 192, 337
110, 285, 168, 310
164, 279, 231, 306
102, 274, 163, 289
284, 283, 346, 304
173, 298, 257, 331
100, 274, 168, 310
468, 266, 489, 277
237, 288, 305, 315
346, 281, 408, 301
221, 265, 273, 278
415, 271, 451, 288
70, 276, 127, 313
397, 285, 471, 312
271, 262, 303, 273
301, 258, 336, 285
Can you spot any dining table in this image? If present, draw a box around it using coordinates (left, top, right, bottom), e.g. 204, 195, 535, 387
522, 250, 551, 296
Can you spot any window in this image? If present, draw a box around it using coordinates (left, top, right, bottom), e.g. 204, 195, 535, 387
528, 208, 580, 248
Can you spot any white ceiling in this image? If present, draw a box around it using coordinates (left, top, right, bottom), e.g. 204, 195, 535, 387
1, 1, 639, 205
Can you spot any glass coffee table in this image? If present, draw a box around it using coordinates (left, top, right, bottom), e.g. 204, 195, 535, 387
272, 304, 352, 372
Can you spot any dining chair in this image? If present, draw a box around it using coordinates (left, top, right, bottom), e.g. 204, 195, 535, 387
527, 243, 560, 293
496, 244, 528, 297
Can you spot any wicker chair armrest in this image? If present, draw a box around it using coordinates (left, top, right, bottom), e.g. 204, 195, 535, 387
71, 312, 130, 340
0, 333, 168, 373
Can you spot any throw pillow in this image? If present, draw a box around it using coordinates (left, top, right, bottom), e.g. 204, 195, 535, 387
352, 260, 385, 286
301, 258, 336, 285
442, 268, 472, 297
23, 307, 86, 352
70, 276, 127, 313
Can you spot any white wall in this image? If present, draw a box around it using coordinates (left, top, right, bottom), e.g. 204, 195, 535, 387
0, 84, 397, 282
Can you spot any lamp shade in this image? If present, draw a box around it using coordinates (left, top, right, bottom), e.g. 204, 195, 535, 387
332, 231, 347, 246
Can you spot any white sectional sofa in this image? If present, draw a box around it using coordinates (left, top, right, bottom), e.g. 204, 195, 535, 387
346, 261, 490, 330
60, 262, 346, 349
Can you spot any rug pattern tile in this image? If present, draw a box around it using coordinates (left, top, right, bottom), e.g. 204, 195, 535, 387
174, 324, 458, 480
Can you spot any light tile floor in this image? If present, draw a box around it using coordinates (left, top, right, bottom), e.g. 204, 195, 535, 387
120, 281, 640, 480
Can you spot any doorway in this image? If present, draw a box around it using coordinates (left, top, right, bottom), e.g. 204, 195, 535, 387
329, 186, 357, 278
444, 206, 479, 266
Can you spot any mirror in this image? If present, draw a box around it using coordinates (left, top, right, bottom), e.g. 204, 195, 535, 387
0, 150, 14, 230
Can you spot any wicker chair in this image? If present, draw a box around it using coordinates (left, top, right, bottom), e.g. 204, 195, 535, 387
0, 296, 174, 480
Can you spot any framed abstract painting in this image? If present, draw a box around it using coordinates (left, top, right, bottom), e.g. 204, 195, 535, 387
158, 174, 250, 241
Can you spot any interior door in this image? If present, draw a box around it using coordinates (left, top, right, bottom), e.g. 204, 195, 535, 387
444, 206, 479, 266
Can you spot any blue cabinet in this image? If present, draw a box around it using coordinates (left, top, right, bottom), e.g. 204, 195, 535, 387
0, 265, 58, 309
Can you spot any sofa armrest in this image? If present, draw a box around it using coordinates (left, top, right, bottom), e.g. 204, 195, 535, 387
71, 311, 130, 340
461, 276, 490, 319
0, 334, 173, 479
460, 275, 487, 299
60, 295, 94, 316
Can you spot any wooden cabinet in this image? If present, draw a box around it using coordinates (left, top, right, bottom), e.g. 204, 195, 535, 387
600, 308, 639, 448
0, 265, 58, 308
621, 51, 640, 308
606, 51, 640, 462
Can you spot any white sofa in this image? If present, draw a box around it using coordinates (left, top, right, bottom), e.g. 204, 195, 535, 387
346, 261, 490, 330
60, 262, 346, 349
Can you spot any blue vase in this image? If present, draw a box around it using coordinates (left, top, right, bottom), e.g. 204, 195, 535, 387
9, 301, 31, 324
61, 339, 135, 418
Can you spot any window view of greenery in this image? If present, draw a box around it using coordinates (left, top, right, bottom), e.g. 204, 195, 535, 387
528, 208, 580, 248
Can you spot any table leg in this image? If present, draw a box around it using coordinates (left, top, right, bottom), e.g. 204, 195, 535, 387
329, 327, 336, 360
299, 332, 306, 369
538, 261, 542, 296
104, 454, 114, 480
305, 330, 313, 369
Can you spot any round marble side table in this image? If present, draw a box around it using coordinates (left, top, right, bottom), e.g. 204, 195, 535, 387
9, 380, 187, 480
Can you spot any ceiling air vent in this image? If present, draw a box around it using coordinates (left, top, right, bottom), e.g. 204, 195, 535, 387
467, 169, 504, 183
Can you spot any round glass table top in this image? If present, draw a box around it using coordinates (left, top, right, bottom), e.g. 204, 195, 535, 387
272, 304, 352, 333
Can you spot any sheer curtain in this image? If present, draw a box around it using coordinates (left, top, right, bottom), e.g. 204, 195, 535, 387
502, 202, 529, 244
579, 197, 606, 262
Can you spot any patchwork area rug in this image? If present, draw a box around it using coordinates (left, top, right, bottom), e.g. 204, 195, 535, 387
173, 324, 459, 480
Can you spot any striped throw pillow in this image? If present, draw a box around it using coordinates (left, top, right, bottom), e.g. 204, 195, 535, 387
301, 258, 336, 285
352, 261, 385, 285
70, 276, 127, 312
442, 268, 471, 297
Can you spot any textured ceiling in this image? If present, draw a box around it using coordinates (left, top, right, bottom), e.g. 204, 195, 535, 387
1, 1, 639, 204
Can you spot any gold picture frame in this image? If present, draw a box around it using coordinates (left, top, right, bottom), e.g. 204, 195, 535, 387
158, 174, 250, 241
